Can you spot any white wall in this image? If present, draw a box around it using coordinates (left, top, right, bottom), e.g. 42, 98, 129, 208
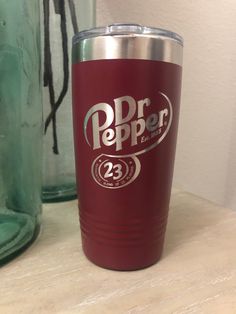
97, 0, 236, 209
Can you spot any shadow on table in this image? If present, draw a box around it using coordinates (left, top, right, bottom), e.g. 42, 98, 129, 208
163, 191, 226, 257
40, 206, 80, 247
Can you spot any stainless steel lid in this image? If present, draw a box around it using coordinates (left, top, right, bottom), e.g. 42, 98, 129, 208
72, 23, 183, 66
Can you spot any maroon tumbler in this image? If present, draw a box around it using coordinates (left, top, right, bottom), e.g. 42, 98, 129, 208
72, 24, 183, 270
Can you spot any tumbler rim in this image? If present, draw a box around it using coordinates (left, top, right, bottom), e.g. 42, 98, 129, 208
73, 23, 184, 46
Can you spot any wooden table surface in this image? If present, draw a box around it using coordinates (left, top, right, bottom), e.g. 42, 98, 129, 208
1, 190, 236, 314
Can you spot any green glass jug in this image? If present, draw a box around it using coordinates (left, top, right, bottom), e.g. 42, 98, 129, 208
42, 0, 96, 202
0, 0, 42, 264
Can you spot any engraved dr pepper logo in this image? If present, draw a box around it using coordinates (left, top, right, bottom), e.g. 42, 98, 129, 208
84, 92, 173, 189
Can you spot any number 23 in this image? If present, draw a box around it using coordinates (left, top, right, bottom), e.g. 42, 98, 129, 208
104, 162, 122, 180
